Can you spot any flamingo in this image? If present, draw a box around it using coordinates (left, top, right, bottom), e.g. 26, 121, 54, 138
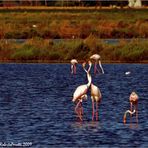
72, 61, 92, 121
83, 61, 102, 121
123, 91, 138, 124
90, 83, 102, 121
70, 59, 78, 74
90, 54, 104, 75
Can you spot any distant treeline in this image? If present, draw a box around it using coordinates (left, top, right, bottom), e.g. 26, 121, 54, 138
0, 0, 148, 7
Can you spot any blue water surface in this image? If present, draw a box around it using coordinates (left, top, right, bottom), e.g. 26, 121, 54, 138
0, 63, 147, 147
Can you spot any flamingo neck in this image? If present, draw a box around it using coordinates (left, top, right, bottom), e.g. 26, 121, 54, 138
82, 61, 92, 87
123, 109, 136, 123
99, 60, 104, 74
87, 72, 92, 88
83, 66, 87, 73
71, 64, 74, 74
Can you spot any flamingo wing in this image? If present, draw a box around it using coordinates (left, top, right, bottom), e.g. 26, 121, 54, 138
91, 84, 102, 100
72, 85, 88, 102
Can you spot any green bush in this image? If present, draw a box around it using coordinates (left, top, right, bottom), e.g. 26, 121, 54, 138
112, 39, 148, 62
65, 39, 90, 60
0, 37, 147, 63
11, 44, 34, 60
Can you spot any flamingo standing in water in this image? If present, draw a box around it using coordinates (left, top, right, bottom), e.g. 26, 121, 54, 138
90, 83, 102, 121
83, 61, 102, 121
71, 59, 78, 74
72, 61, 92, 121
123, 91, 138, 124
90, 54, 104, 75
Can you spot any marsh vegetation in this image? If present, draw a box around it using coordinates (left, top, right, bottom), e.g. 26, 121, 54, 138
0, 9, 148, 63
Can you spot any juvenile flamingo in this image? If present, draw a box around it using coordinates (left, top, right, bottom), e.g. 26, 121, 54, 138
83, 61, 102, 121
90, 54, 104, 75
123, 91, 138, 124
72, 61, 92, 121
70, 59, 78, 74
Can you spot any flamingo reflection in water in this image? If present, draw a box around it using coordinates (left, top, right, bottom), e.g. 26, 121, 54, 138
123, 91, 138, 124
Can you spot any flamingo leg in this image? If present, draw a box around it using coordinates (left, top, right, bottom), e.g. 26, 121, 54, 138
136, 103, 138, 124
71, 65, 74, 74
130, 102, 133, 123
75, 100, 82, 121
95, 61, 100, 74
96, 101, 98, 121
94, 63, 97, 75
79, 102, 83, 120
80, 102, 84, 115
74, 65, 76, 74
75, 100, 81, 117
99, 60, 104, 74
92, 99, 95, 121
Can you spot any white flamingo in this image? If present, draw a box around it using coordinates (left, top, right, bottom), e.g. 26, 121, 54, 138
90, 83, 102, 121
72, 61, 92, 121
123, 91, 138, 124
83, 61, 102, 121
70, 59, 78, 74
90, 54, 104, 75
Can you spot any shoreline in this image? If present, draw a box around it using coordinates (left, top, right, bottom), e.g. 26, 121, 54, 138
0, 60, 148, 64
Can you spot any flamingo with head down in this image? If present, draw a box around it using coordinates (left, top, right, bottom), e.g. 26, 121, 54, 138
123, 91, 138, 124
72, 61, 92, 121
90, 54, 104, 75
70, 59, 78, 74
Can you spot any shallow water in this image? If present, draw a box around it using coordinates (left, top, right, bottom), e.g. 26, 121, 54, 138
0, 64, 147, 147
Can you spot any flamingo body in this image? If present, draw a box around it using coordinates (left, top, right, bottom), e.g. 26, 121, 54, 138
90, 54, 100, 60
129, 91, 138, 104
71, 59, 78, 64
91, 84, 102, 102
72, 85, 88, 103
